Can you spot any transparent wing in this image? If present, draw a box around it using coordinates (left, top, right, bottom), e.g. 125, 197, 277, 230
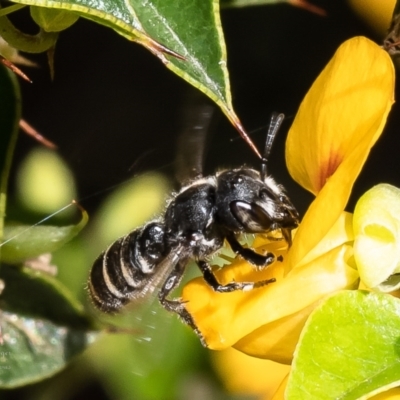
101, 246, 188, 377
175, 100, 215, 184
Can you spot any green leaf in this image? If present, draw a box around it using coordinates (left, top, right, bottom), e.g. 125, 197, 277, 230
286, 290, 400, 400
0, 264, 97, 388
125, 1, 230, 102
0, 65, 20, 239
0, 4, 26, 17
8, 0, 255, 146
221, 0, 289, 8
0, 5, 58, 53
221, 0, 326, 16
0, 264, 93, 329
0, 206, 88, 264
30, 6, 79, 32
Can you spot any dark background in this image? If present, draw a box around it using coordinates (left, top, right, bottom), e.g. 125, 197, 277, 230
12, 0, 400, 218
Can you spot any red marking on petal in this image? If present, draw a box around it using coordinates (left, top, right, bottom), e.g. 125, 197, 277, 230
316, 152, 343, 192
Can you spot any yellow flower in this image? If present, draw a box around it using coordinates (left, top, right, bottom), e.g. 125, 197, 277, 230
353, 183, 400, 291
181, 37, 395, 363
212, 348, 290, 398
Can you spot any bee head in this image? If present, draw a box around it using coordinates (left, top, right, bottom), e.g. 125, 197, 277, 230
216, 169, 299, 243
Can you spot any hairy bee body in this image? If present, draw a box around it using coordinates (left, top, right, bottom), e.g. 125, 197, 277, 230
88, 167, 299, 330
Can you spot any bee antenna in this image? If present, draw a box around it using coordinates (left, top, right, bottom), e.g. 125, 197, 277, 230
260, 112, 285, 181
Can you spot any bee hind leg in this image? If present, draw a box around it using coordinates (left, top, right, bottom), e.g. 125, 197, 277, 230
158, 260, 204, 342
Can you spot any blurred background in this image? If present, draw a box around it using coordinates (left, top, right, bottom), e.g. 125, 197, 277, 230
2, 0, 400, 399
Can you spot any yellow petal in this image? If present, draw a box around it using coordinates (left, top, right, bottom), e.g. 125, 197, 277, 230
285, 37, 394, 268
182, 255, 285, 349
233, 301, 318, 364
348, 0, 394, 35
369, 387, 400, 399
182, 244, 359, 350
212, 348, 289, 397
286, 36, 394, 196
287, 149, 368, 268
270, 373, 289, 400
291, 211, 354, 270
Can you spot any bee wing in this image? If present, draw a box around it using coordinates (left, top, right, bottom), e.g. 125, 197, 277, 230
122, 246, 188, 376
106, 292, 175, 378
175, 100, 215, 185
138, 244, 186, 299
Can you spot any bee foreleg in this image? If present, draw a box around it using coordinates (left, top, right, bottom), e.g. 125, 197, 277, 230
197, 260, 275, 293
226, 233, 275, 268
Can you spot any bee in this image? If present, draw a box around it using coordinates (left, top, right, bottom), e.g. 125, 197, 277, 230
88, 110, 299, 335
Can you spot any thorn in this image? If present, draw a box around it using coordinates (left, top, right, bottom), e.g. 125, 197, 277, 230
231, 115, 262, 159
146, 37, 186, 61
0, 56, 32, 83
19, 119, 57, 149
289, 0, 327, 17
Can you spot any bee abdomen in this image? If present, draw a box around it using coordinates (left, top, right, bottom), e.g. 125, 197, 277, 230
88, 251, 127, 313
88, 223, 168, 313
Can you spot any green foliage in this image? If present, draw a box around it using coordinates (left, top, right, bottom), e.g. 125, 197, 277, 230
287, 291, 400, 399
1, 217, 87, 264
1, 0, 242, 127
0, 63, 20, 236
30, 6, 79, 32
0, 265, 96, 388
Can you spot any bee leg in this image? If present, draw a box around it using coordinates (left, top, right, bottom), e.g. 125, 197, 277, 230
158, 260, 201, 338
197, 260, 275, 293
226, 233, 275, 268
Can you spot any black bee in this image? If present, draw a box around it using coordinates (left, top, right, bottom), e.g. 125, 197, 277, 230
88, 110, 299, 334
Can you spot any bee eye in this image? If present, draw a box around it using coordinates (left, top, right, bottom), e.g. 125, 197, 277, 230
230, 201, 273, 232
